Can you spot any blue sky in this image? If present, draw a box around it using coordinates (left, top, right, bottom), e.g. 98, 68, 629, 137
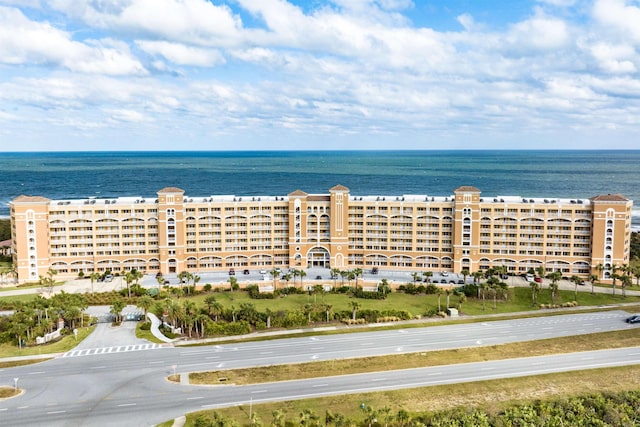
0, 0, 639, 151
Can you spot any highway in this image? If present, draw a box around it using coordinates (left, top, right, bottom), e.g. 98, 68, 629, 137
0, 310, 638, 426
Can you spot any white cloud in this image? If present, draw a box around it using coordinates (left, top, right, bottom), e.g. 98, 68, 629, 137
504, 11, 571, 53
589, 42, 637, 73
0, 6, 146, 75
136, 41, 225, 67
50, 0, 244, 47
593, 0, 640, 43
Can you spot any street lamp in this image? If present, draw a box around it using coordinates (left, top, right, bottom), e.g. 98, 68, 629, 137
13, 377, 18, 391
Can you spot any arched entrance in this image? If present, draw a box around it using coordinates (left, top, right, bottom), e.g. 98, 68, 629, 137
307, 247, 330, 268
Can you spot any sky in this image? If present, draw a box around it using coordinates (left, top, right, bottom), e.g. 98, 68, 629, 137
0, 0, 639, 151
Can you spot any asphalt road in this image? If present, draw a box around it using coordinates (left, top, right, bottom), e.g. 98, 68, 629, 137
0, 311, 638, 426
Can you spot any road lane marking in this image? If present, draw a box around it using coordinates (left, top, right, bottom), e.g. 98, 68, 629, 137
47, 410, 66, 414
205, 356, 219, 360
27, 371, 45, 375
312, 384, 328, 387
90, 366, 107, 369
186, 397, 204, 400
17, 406, 29, 409
118, 403, 137, 407
251, 390, 268, 394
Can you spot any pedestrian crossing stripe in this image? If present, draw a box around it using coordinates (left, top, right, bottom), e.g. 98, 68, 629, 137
60, 343, 171, 358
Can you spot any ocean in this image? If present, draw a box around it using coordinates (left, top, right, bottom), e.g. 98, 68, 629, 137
1, 150, 639, 230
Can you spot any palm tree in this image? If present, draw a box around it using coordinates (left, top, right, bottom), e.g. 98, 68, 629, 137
610, 264, 621, 296
588, 273, 598, 295
570, 275, 582, 301
411, 272, 421, 284
620, 274, 631, 298
486, 276, 501, 309
445, 288, 454, 309
546, 271, 562, 304
536, 265, 546, 282
270, 268, 281, 290
478, 281, 487, 310
460, 269, 470, 286
594, 262, 605, 280
330, 268, 341, 287
124, 271, 135, 298
472, 271, 484, 297
353, 268, 363, 289
299, 270, 306, 290
436, 286, 443, 312
137, 295, 154, 318
422, 271, 433, 284
89, 272, 100, 295
110, 298, 125, 324
529, 280, 539, 306
291, 268, 300, 287
348, 301, 361, 321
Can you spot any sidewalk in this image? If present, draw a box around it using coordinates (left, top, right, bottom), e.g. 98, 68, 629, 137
147, 312, 174, 343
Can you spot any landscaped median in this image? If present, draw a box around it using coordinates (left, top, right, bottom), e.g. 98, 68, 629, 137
186, 328, 640, 386
165, 329, 640, 427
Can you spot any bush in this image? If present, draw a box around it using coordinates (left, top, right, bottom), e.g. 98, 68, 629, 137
139, 321, 151, 331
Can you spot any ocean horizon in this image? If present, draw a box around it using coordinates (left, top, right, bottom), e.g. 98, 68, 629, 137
1, 150, 639, 230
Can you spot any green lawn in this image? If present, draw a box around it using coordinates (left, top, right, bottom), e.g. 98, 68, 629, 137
0, 325, 95, 358
183, 286, 640, 319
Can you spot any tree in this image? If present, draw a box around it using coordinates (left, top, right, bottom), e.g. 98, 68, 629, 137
124, 271, 136, 298
460, 268, 470, 286
546, 271, 562, 304
270, 268, 281, 290
422, 271, 433, 284
529, 281, 539, 306
39, 268, 57, 295
299, 269, 306, 289
330, 268, 341, 287
620, 274, 631, 298
478, 281, 488, 310
156, 274, 165, 294
137, 295, 154, 318
436, 286, 443, 312
588, 273, 598, 295
353, 268, 363, 289
610, 264, 620, 296
228, 276, 238, 292
486, 276, 501, 309
349, 301, 361, 321
536, 264, 546, 281
570, 275, 582, 301
110, 298, 126, 324
445, 288, 453, 309
472, 271, 484, 297
411, 272, 421, 284
89, 272, 100, 295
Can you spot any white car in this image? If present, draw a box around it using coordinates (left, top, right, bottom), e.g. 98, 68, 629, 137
259, 269, 267, 274
526, 274, 535, 282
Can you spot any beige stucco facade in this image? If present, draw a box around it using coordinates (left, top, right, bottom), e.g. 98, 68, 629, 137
10, 186, 632, 284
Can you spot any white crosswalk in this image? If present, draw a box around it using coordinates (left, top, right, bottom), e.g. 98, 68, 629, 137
60, 343, 171, 358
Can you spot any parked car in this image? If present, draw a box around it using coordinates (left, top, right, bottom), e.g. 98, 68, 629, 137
104, 274, 113, 282
243, 269, 250, 275
525, 274, 534, 282
259, 269, 267, 274
625, 314, 640, 324
534, 277, 543, 283
228, 268, 235, 276
441, 271, 449, 277
315, 275, 322, 280
371, 267, 379, 275
457, 279, 464, 284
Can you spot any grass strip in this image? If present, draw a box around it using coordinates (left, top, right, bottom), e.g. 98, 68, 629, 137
0, 386, 20, 399
188, 365, 640, 427
190, 329, 640, 385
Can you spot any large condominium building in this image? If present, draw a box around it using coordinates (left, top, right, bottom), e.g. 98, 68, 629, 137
10, 186, 632, 284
